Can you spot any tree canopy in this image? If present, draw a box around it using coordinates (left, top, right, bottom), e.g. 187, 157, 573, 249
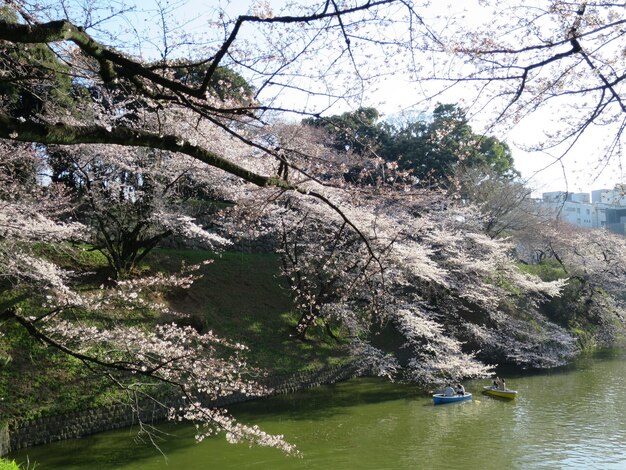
303, 107, 382, 155
305, 103, 518, 187
1, 0, 626, 455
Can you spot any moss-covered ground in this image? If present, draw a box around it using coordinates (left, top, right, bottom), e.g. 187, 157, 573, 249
0, 247, 350, 424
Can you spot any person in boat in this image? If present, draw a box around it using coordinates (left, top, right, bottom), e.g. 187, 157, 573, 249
455, 383, 465, 395
493, 376, 507, 390
443, 384, 455, 397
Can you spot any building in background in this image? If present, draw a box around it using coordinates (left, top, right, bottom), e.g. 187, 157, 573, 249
542, 185, 626, 235
542, 191, 594, 229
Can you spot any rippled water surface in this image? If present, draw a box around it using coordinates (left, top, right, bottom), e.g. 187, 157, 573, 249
9, 350, 626, 469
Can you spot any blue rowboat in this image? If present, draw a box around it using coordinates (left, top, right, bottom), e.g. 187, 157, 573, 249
432, 392, 472, 405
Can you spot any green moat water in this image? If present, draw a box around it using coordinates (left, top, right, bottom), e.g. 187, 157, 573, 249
10, 350, 626, 469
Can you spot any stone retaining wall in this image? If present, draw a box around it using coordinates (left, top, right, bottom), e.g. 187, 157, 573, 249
1, 362, 361, 456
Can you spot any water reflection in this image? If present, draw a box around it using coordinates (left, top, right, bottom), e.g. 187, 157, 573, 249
9, 350, 626, 469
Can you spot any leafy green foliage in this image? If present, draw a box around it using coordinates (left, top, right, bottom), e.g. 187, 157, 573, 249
304, 103, 517, 187
0, 7, 73, 117
303, 107, 382, 155
171, 62, 255, 102
381, 104, 517, 185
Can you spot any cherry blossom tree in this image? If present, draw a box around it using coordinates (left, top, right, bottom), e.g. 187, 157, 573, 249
417, 1, 626, 179
2, 0, 625, 455
0, 136, 298, 451
269, 176, 573, 378
47, 141, 232, 278
516, 220, 626, 346
451, 165, 541, 239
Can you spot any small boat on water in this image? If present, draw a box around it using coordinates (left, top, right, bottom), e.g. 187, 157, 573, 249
482, 386, 517, 399
432, 392, 472, 405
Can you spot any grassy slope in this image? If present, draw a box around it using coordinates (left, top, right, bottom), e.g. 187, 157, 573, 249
0, 247, 349, 423
153, 249, 350, 373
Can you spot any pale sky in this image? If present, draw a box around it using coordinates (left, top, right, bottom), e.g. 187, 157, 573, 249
361, 72, 626, 197
94, 0, 626, 196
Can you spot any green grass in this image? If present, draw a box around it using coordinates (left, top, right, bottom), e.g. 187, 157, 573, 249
0, 319, 120, 422
0, 247, 350, 424
150, 249, 350, 373
516, 259, 567, 282
32, 242, 109, 271
0, 459, 21, 470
